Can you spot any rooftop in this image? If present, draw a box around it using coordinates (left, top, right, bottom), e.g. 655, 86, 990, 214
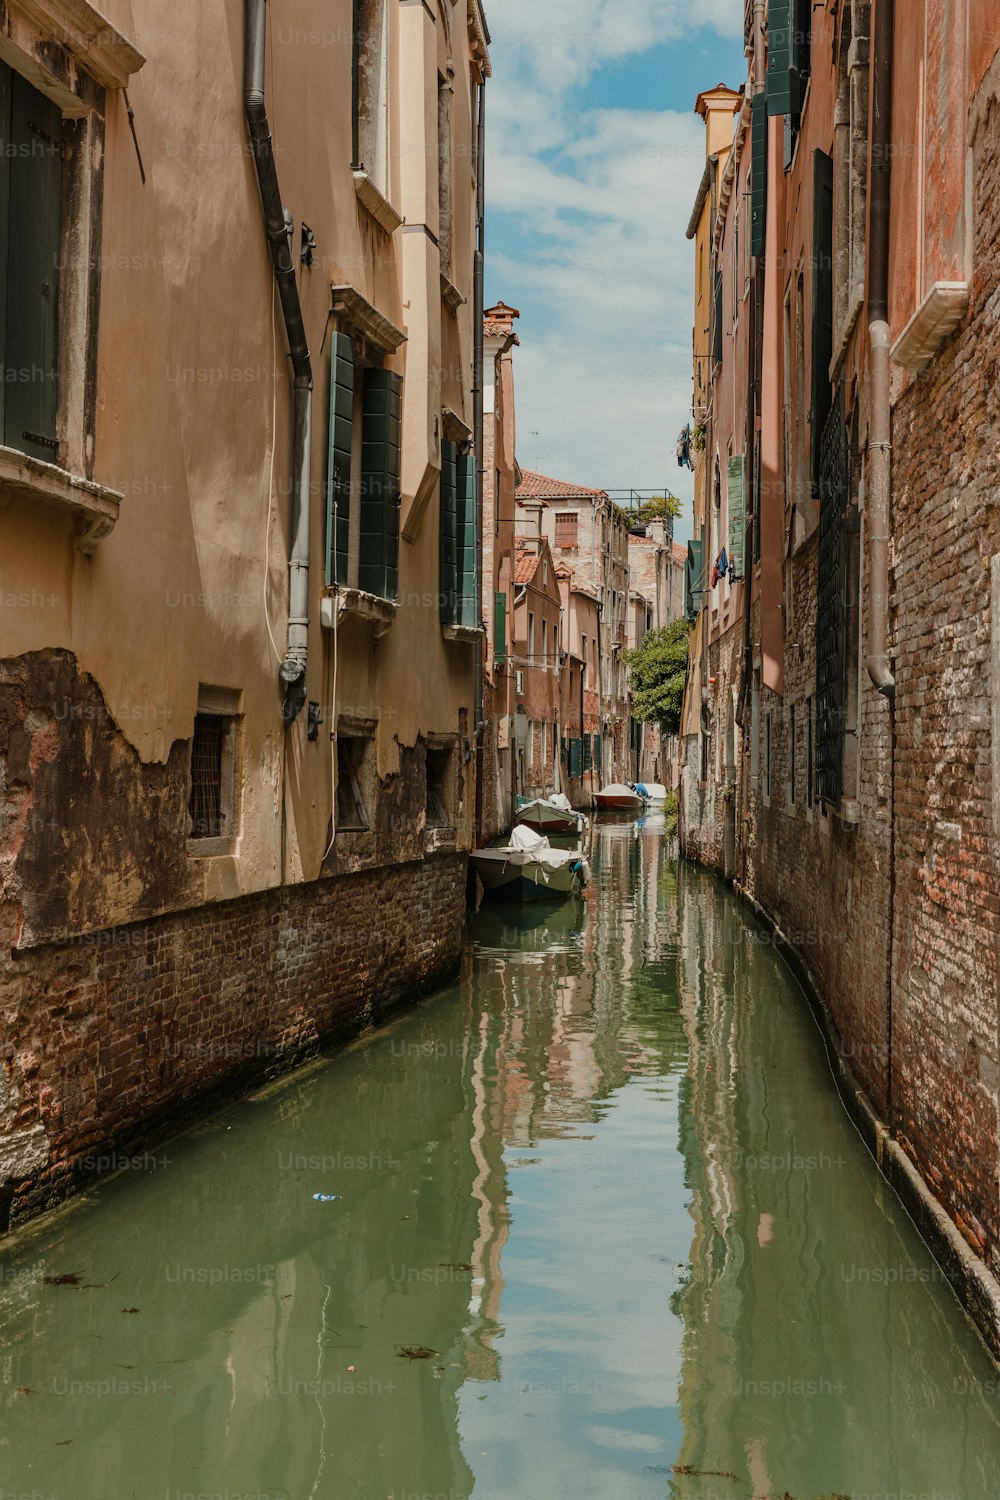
517, 468, 608, 502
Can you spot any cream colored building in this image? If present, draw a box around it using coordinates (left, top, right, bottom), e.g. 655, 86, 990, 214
0, 0, 491, 1220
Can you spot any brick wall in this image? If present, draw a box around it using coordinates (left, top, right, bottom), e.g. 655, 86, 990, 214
0, 851, 467, 1232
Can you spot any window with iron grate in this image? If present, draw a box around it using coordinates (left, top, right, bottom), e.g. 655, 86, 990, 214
188, 693, 241, 855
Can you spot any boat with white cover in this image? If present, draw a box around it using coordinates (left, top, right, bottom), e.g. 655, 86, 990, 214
514, 792, 587, 836
470, 825, 590, 902
593, 783, 646, 813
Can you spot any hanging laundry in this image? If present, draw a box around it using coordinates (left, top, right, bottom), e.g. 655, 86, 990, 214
676, 425, 694, 471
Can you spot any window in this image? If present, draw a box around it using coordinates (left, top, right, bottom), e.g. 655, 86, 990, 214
337, 736, 371, 832
540, 721, 548, 773
528, 612, 535, 660
810, 150, 835, 497
764, 711, 772, 803
439, 439, 477, 626
188, 689, 241, 856
527, 721, 535, 771
555, 511, 578, 547
0, 61, 62, 460
353, 0, 389, 194
426, 744, 454, 828
541, 619, 547, 666
581, 634, 588, 686
326, 337, 402, 601
733, 206, 741, 325
494, 590, 507, 662
712, 269, 723, 367
834, 5, 870, 347
750, 671, 761, 781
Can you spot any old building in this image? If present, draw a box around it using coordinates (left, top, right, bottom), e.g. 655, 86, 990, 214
515, 469, 633, 790
509, 536, 562, 802
680, 0, 1000, 1356
0, 0, 491, 1227
628, 521, 688, 785
480, 300, 520, 837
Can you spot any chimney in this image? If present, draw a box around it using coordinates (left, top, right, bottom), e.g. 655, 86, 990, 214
484, 300, 521, 338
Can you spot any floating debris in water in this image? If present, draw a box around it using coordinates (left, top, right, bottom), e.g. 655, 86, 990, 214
395, 1345, 438, 1360
438, 1262, 473, 1273
670, 1466, 740, 1481
312, 1193, 342, 1202
120, 1306, 141, 1315
43, 1273, 82, 1286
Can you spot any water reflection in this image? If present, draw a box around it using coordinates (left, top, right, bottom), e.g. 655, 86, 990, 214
0, 828, 996, 1499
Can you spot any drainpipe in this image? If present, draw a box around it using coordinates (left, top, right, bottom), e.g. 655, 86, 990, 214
473, 79, 487, 841
245, 0, 313, 725
867, 0, 895, 698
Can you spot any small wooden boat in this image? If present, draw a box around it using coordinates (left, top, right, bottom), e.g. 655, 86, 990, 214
471, 825, 590, 902
514, 792, 585, 837
593, 782, 646, 813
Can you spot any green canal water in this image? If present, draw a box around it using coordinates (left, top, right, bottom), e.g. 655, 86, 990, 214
1, 820, 999, 1499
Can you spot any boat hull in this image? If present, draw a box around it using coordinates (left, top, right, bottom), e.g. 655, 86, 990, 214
593, 793, 645, 812
470, 851, 587, 901
514, 799, 583, 836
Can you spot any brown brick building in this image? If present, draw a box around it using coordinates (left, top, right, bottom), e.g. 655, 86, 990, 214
681, 0, 1000, 1356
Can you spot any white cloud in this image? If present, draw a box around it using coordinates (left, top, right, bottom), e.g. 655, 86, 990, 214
484, 5, 739, 534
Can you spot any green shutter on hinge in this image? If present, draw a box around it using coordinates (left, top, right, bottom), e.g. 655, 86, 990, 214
327, 332, 355, 586
439, 440, 458, 624
6, 70, 62, 458
456, 451, 479, 628
728, 454, 746, 579
765, 0, 800, 117
750, 92, 768, 258
494, 591, 506, 661
685, 538, 704, 622
810, 150, 834, 497
359, 368, 402, 600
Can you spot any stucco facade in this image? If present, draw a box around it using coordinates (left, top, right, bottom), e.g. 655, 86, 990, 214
0, 0, 491, 1223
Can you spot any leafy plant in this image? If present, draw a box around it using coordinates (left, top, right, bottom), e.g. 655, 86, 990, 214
624, 620, 690, 735
632, 493, 682, 525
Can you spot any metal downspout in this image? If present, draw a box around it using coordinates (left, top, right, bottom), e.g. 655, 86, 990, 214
473, 79, 487, 844
867, 0, 896, 700
245, 0, 314, 725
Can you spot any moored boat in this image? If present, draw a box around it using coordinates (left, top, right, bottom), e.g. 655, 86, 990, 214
593, 782, 646, 813
514, 792, 586, 836
470, 825, 590, 902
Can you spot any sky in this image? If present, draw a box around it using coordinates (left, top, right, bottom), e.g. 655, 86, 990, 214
483, 0, 747, 545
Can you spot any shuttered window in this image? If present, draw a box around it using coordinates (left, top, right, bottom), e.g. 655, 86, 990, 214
555, 511, 578, 546
440, 441, 478, 628
728, 455, 746, 579
568, 738, 582, 777
326, 332, 355, 586
750, 92, 768, 258
810, 150, 834, 497
583, 735, 592, 772
685, 538, 704, 623
766, 0, 800, 117
439, 439, 458, 623
0, 62, 63, 460
358, 368, 402, 600
494, 590, 507, 661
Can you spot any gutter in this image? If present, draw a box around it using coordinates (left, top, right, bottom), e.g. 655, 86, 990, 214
866, 0, 896, 699
245, 0, 314, 725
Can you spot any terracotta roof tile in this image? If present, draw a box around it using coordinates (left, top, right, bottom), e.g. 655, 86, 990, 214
516, 468, 608, 502
672, 541, 688, 563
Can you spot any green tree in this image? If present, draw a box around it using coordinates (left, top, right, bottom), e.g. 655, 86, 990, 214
625, 620, 690, 734
632, 493, 682, 525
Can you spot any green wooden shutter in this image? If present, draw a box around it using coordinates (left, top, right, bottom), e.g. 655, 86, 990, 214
359, 368, 402, 599
728, 455, 746, 579
569, 738, 582, 778
5, 68, 62, 459
439, 439, 457, 623
712, 271, 723, 367
583, 735, 592, 772
456, 450, 479, 628
685, 538, 704, 622
810, 150, 834, 496
750, 92, 768, 258
494, 590, 506, 661
593, 734, 601, 776
326, 332, 355, 586
766, 0, 801, 118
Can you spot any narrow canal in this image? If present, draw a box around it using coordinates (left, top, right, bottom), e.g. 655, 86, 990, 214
2, 822, 999, 1499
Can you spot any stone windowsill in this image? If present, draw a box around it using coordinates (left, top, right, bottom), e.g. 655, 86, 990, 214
321, 589, 397, 638
442, 622, 483, 644
6, 0, 145, 102
352, 170, 403, 235
891, 281, 970, 372
0, 444, 122, 551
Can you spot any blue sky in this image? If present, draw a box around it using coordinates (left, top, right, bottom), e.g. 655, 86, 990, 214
484, 2, 747, 543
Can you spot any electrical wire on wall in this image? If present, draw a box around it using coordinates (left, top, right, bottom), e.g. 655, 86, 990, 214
263, 282, 283, 668
320, 594, 344, 864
